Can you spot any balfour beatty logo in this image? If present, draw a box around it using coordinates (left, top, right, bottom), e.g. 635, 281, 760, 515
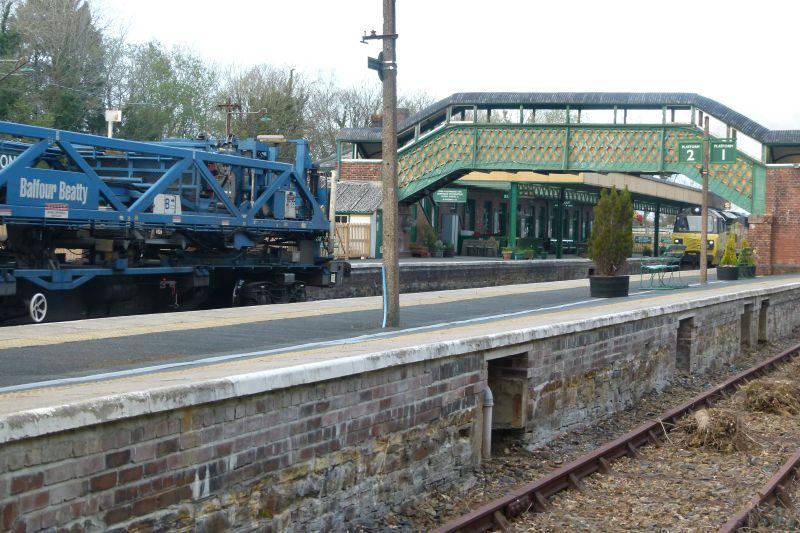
18, 177, 89, 205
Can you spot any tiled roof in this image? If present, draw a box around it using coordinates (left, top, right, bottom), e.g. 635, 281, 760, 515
334, 180, 383, 213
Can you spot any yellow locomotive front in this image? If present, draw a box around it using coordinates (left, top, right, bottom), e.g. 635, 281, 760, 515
671, 207, 744, 266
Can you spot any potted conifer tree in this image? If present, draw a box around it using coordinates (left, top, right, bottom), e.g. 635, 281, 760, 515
737, 238, 756, 278
587, 187, 634, 297
716, 232, 739, 280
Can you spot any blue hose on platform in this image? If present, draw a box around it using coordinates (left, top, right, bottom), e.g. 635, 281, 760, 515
381, 264, 388, 328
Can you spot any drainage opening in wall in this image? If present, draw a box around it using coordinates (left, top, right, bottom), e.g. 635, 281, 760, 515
487, 352, 529, 452
741, 303, 754, 348
676, 317, 694, 373
759, 300, 770, 343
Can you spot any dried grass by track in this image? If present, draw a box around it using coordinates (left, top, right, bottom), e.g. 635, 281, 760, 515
514, 357, 800, 531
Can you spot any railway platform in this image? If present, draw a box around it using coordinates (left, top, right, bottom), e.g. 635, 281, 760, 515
2, 273, 800, 532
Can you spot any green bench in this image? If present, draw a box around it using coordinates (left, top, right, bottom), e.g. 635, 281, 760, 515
639, 244, 688, 290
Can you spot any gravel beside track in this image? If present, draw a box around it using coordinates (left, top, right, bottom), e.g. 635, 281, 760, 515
516, 357, 800, 531
377, 329, 800, 531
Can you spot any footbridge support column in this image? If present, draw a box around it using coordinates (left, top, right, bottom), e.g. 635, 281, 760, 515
748, 166, 800, 274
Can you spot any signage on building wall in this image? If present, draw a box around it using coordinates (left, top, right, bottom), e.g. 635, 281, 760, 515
432, 188, 467, 203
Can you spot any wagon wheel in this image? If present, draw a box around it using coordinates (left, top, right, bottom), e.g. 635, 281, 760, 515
27, 293, 47, 323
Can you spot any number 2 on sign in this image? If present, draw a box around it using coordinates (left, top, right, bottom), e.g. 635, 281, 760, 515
686, 149, 695, 162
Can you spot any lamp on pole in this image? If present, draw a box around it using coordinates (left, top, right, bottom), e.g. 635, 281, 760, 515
362, 0, 400, 327
0, 56, 30, 84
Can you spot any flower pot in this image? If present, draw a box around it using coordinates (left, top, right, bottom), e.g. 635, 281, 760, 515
716, 265, 739, 280
589, 275, 630, 298
502, 251, 512, 260
738, 265, 756, 278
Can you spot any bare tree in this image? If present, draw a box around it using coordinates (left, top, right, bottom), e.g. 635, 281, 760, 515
216, 64, 308, 147
398, 90, 435, 116
305, 76, 382, 160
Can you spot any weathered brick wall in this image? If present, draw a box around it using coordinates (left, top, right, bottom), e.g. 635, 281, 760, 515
526, 315, 676, 444
0, 355, 483, 532
764, 289, 800, 340
749, 167, 800, 274
747, 214, 773, 275
685, 301, 746, 373
338, 161, 381, 182
521, 290, 800, 447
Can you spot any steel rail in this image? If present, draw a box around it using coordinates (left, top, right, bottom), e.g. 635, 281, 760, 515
433, 342, 800, 533
719, 448, 800, 532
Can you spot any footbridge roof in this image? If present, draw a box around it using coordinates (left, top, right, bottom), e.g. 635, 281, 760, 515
338, 92, 799, 145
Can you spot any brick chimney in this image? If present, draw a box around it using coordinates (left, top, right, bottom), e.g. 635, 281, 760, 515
370, 108, 411, 128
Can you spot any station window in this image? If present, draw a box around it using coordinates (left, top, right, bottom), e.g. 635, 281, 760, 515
335, 214, 349, 224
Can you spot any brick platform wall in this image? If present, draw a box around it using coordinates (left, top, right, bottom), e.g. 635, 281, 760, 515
763, 288, 800, 340
527, 315, 676, 444
339, 161, 381, 182
0, 356, 483, 532
522, 291, 796, 447
3, 284, 800, 531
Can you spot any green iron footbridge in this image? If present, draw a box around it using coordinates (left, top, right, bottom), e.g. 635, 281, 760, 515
338, 93, 800, 215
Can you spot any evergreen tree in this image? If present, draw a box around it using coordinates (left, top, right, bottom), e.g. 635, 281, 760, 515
588, 187, 633, 276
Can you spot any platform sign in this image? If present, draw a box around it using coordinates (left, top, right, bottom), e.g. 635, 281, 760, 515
678, 139, 737, 164
710, 139, 737, 163
432, 188, 467, 203
678, 141, 703, 164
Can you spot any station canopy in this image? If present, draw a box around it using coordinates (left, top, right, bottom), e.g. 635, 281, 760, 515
453, 171, 711, 215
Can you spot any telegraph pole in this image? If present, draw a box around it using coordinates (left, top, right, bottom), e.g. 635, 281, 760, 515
381, 0, 399, 327
363, 1, 399, 326
216, 97, 241, 141
700, 116, 709, 285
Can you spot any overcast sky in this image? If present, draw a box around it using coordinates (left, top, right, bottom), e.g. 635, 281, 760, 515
94, 0, 800, 130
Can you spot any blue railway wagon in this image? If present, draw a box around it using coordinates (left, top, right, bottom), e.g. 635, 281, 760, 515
0, 121, 347, 323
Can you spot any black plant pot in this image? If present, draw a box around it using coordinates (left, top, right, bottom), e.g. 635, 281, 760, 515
589, 275, 630, 298
738, 265, 756, 278
716, 265, 739, 280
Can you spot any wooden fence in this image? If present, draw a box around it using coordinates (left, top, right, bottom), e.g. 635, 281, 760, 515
334, 223, 372, 259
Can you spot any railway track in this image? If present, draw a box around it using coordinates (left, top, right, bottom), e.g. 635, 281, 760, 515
433, 343, 800, 532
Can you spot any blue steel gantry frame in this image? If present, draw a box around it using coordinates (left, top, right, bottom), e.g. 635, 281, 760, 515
0, 120, 335, 294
